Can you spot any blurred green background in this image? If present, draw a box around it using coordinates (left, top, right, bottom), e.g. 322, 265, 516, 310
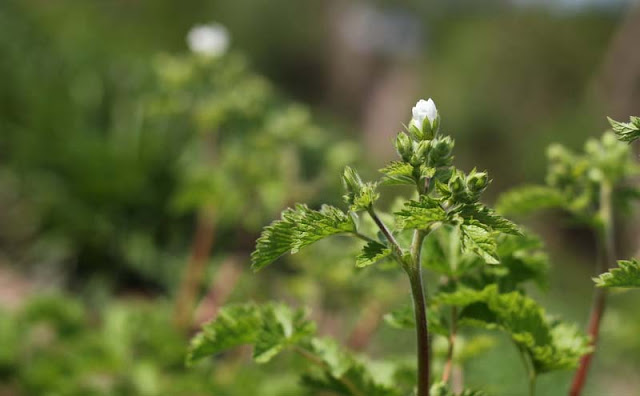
1, 0, 639, 395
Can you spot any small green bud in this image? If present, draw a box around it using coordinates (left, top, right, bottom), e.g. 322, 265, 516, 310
342, 166, 363, 194
410, 140, 431, 166
467, 171, 490, 193
395, 132, 413, 162
428, 136, 454, 167
448, 173, 465, 195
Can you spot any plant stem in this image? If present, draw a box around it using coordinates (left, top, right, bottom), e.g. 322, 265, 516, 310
409, 229, 430, 396
173, 208, 216, 331
441, 306, 457, 384
569, 181, 615, 396
366, 206, 403, 257
517, 346, 536, 396
366, 205, 431, 395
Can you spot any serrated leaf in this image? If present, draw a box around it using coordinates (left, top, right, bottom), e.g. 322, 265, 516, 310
486, 232, 550, 291
430, 382, 487, 396
379, 161, 415, 185
300, 359, 400, 396
496, 185, 566, 216
356, 241, 392, 268
608, 116, 640, 143
310, 337, 353, 378
251, 204, 356, 271
186, 303, 262, 365
460, 225, 499, 264
459, 203, 521, 235
594, 259, 640, 288
435, 285, 590, 374
254, 303, 316, 363
394, 196, 446, 230
419, 164, 436, 179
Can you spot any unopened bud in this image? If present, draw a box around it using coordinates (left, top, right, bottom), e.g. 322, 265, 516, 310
467, 171, 489, 193
395, 132, 413, 162
409, 98, 439, 140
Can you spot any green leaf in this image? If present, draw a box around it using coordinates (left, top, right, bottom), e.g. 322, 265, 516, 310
251, 204, 356, 271
310, 337, 353, 378
379, 161, 415, 186
186, 303, 262, 365
458, 203, 521, 235
254, 303, 316, 363
300, 360, 400, 396
356, 241, 392, 268
383, 303, 447, 336
492, 233, 550, 291
608, 116, 640, 143
394, 196, 446, 230
496, 185, 566, 216
430, 382, 487, 396
594, 259, 640, 288
436, 285, 590, 374
460, 225, 499, 264
383, 305, 416, 330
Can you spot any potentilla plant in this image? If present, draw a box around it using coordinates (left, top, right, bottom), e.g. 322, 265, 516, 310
498, 116, 640, 396
188, 99, 589, 396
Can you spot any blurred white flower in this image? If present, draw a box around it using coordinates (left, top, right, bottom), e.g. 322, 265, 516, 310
187, 23, 229, 57
411, 98, 437, 128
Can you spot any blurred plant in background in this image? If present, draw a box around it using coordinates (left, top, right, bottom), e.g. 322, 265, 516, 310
1, 0, 640, 395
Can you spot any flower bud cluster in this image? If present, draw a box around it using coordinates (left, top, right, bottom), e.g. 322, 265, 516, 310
547, 132, 629, 194
394, 99, 453, 176
447, 168, 490, 204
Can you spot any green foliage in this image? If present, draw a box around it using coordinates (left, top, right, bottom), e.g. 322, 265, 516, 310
379, 161, 416, 186
238, 98, 591, 395
496, 185, 566, 215
187, 303, 262, 364
356, 241, 392, 268
342, 166, 380, 212
608, 116, 640, 143
251, 204, 356, 271
253, 303, 316, 363
188, 302, 315, 365
457, 225, 499, 265
188, 302, 401, 396
430, 382, 487, 396
457, 203, 521, 236
498, 131, 637, 228
594, 259, 640, 289
436, 285, 590, 374
394, 196, 447, 230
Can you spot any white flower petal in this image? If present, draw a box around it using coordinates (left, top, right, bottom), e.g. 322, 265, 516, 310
411, 98, 437, 127
187, 23, 230, 57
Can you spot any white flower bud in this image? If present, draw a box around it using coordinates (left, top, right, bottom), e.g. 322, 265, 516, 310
187, 23, 230, 57
410, 98, 439, 140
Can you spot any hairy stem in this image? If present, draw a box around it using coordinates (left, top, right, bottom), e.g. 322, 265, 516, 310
441, 306, 458, 384
409, 229, 430, 396
366, 206, 403, 257
570, 181, 615, 396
